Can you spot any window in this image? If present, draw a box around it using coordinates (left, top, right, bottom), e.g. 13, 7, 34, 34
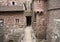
15, 19, 19, 23
0, 19, 4, 23
0, 19, 4, 26
12, 2, 15, 5
39, 11, 43, 16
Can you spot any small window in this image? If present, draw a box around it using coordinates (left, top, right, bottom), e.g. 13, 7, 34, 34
0, 19, 4, 23
0, 19, 4, 26
16, 19, 19, 23
12, 2, 15, 5
39, 11, 43, 16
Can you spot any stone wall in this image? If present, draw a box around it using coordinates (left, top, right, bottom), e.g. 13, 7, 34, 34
47, 0, 60, 42
48, 0, 60, 10
36, 13, 47, 39
33, 0, 48, 40
0, 12, 26, 42
0, 0, 25, 6
33, 0, 47, 12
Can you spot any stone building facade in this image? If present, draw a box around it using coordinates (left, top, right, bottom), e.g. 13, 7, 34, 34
32, 0, 48, 39
1, 0, 60, 42
0, 0, 25, 6
0, 0, 48, 40
0, 12, 26, 42
0, 0, 26, 42
0, 0, 32, 42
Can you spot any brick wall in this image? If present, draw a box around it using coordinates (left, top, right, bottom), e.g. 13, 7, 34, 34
0, 0, 25, 6
33, 0, 45, 12
0, 12, 25, 34
47, 0, 60, 42
36, 12, 47, 39
33, 0, 48, 39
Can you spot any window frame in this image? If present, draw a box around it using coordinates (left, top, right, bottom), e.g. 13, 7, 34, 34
15, 19, 19, 23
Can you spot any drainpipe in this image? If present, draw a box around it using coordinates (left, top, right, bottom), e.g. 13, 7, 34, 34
31, 0, 36, 32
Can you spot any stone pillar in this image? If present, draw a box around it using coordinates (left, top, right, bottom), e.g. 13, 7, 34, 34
33, 0, 48, 39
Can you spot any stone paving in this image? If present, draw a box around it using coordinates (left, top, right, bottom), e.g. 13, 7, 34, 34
22, 26, 36, 42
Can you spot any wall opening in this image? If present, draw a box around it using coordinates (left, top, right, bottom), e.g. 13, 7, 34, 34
26, 16, 31, 26
0, 19, 4, 23
12, 2, 15, 5
15, 19, 19, 23
39, 11, 43, 16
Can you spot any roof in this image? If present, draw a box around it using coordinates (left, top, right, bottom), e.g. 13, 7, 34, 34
0, 6, 25, 12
